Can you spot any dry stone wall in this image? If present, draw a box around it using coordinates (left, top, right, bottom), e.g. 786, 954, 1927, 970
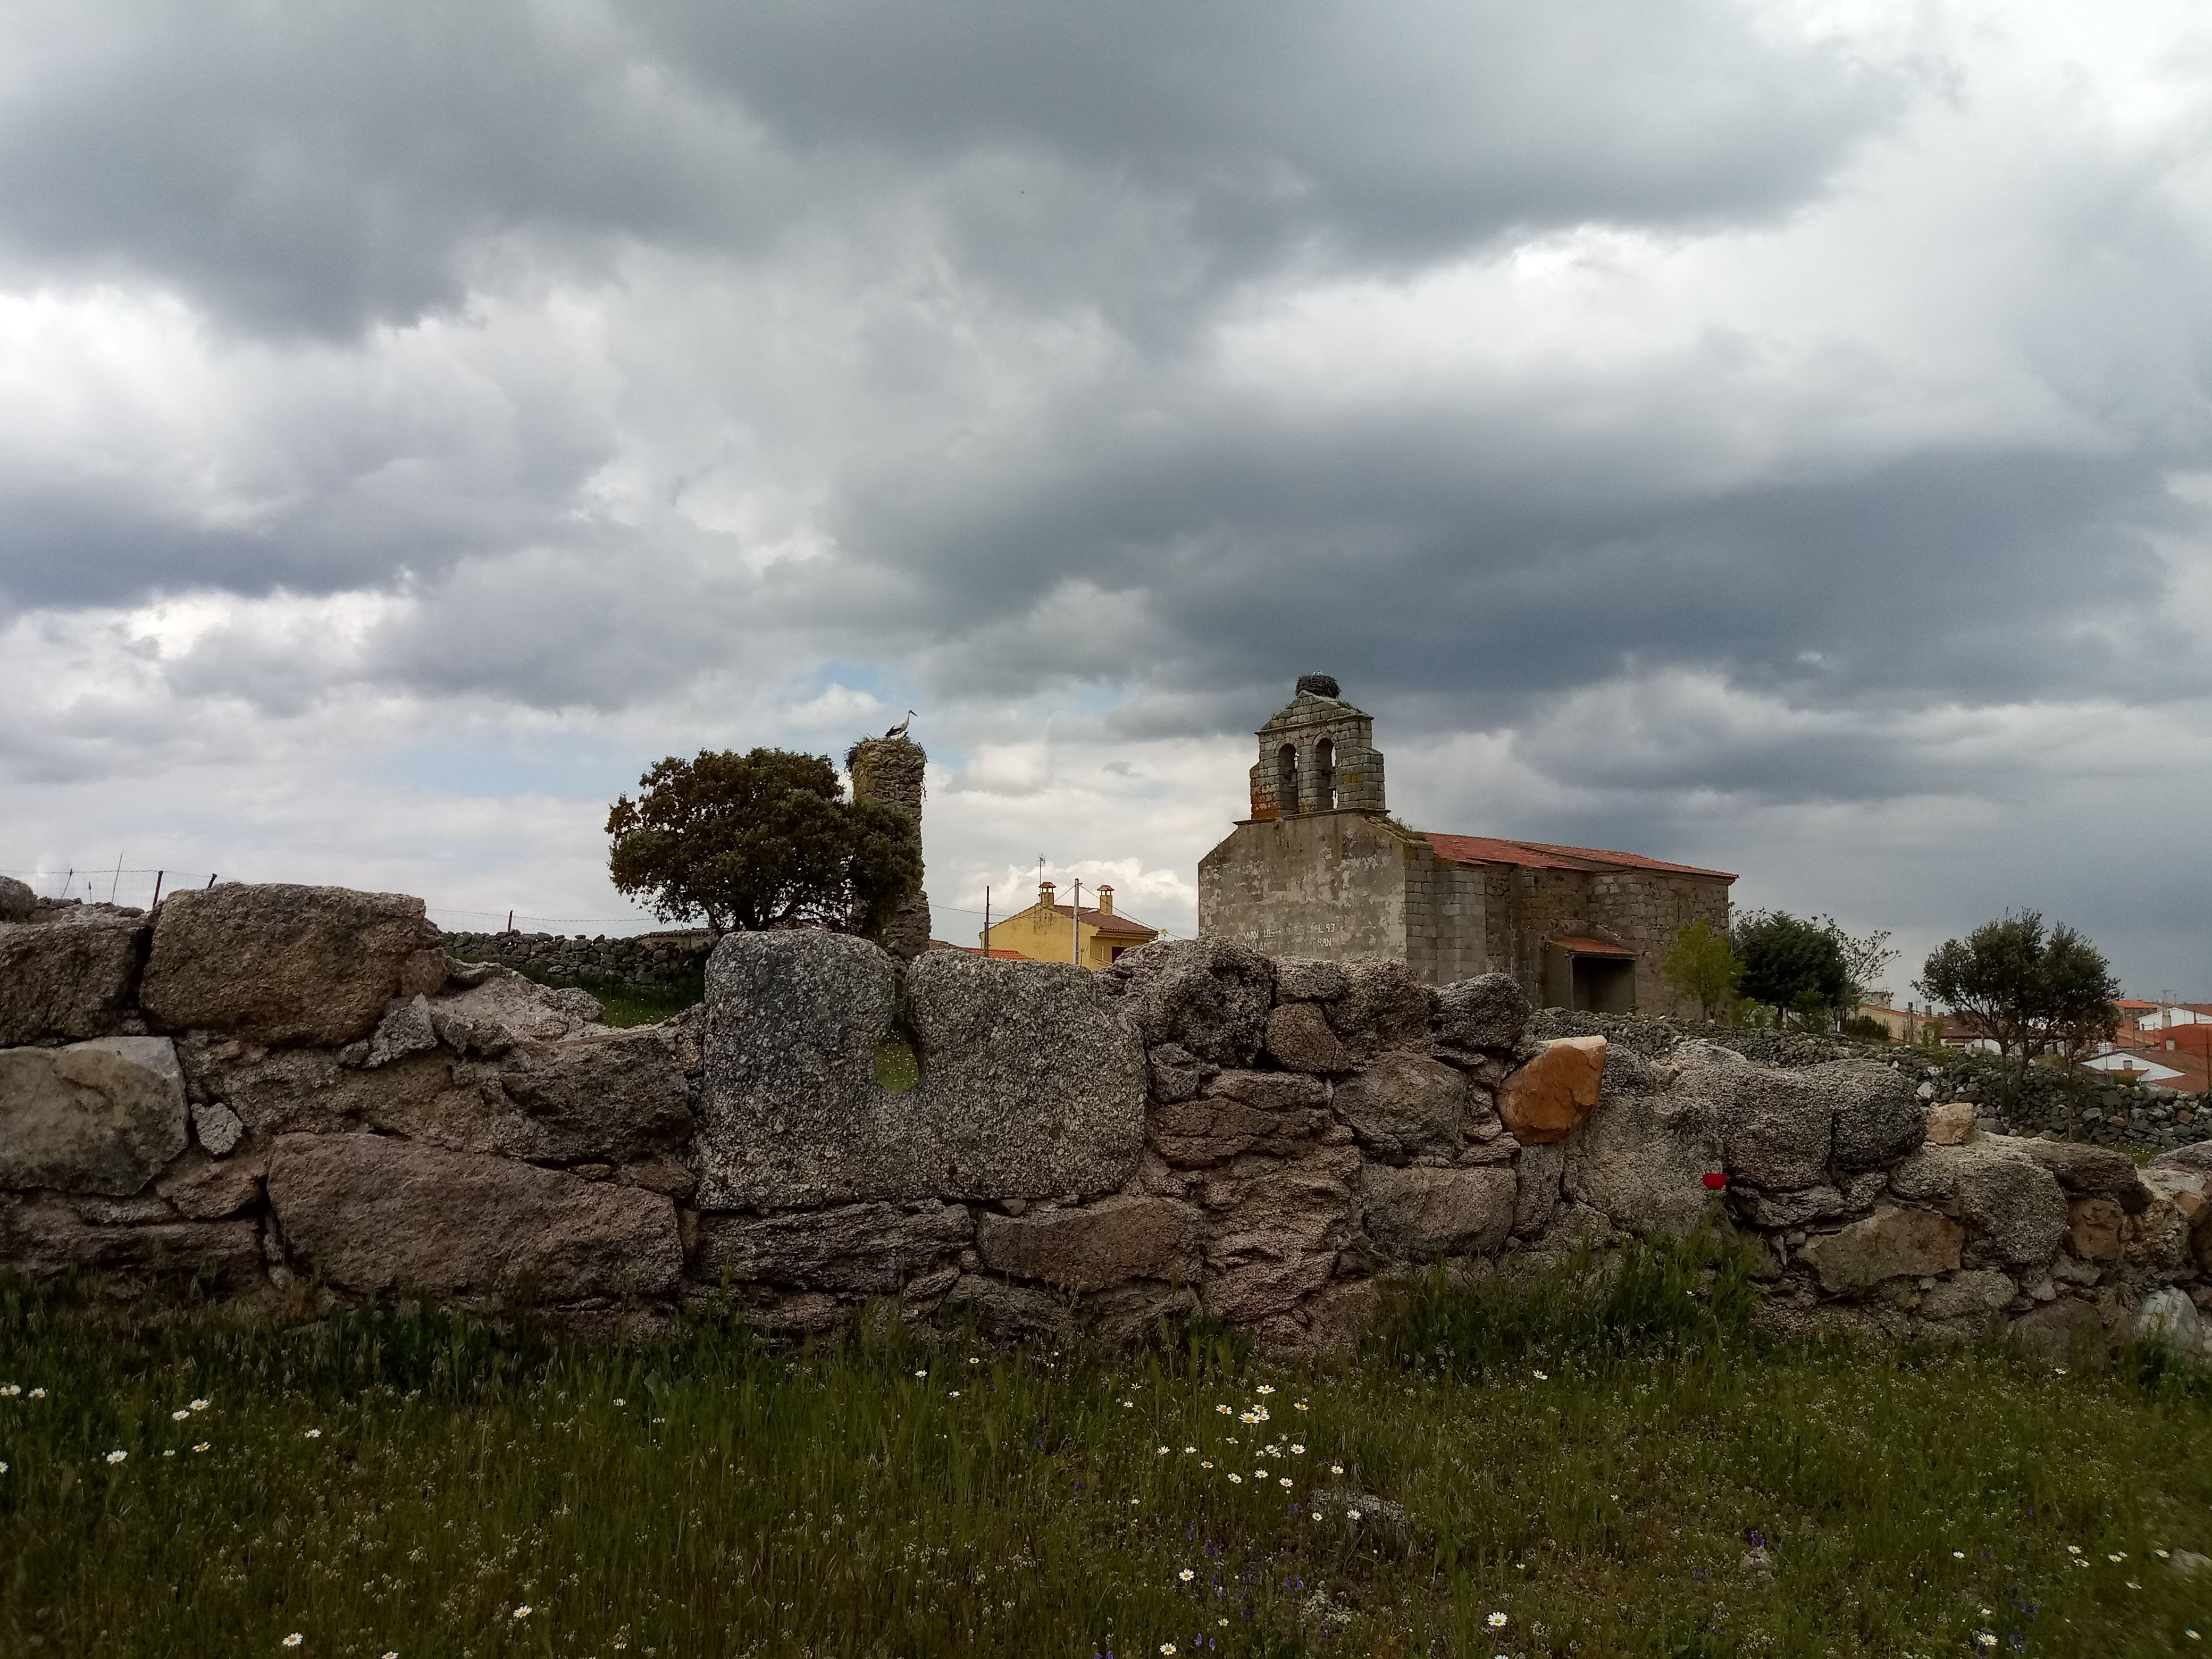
439, 929, 714, 984
4, 882, 2211, 1362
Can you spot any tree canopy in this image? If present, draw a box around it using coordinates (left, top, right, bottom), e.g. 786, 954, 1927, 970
1917, 911, 2120, 1087
1731, 910, 1851, 1026
606, 748, 921, 940
1661, 920, 1742, 1022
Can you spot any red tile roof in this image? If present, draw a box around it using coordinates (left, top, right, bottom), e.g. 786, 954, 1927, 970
1552, 934, 1635, 957
1038, 903, 1159, 940
1424, 833, 1736, 882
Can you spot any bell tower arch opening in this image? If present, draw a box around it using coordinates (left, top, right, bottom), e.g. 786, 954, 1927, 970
1244, 673, 1386, 820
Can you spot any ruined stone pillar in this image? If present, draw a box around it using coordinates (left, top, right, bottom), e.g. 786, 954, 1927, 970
848, 734, 933, 961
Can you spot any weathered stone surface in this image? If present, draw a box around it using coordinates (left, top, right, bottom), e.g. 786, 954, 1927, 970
2018, 1139, 2152, 1213
1362, 1165, 1514, 1259
1512, 1141, 1564, 1238
0, 1195, 261, 1286
2135, 1286, 2206, 1357
1890, 1137, 2068, 1267
191, 1099, 244, 1156
1333, 1051, 1467, 1161
141, 884, 434, 1046
1432, 972, 1531, 1055
0, 912, 147, 1045
1273, 959, 1349, 1003
1799, 1205, 1964, 1292
1692, 1058, 1832, 1191
1206, 1070, 1328, 1111
0, 1036, 187, 1195
1265, 1002, 1347, 1074
267, 1134, 681, 1298
1918, 1269, 2015, 1321
2151, 1141, 2212, 1178
1147, 1043, 1211, 1104
1325, 961, 1435, 1060
1564, 1069, 1724, 1238
0, 874, 35, 921
698, 934, 1146, 1209
1498, 1036, 1606, 1145
471, 1032, 693, 1163
1924, 1102, 1976, 1145
156, 1145, 267, 1219
1293, 1277, 1385, 1357
1150, 1084, 1329, 1168
1201, 1154, 1359, 1323
696, 1201, 973, 1293
2008, 1296, 2110, 1360
2067, 1196, 2124, 1262
397, 948, 450, 999
940, 1273, 1071, 1338
1731, 1184, 1846, 1229
976, 1195, 1200, 1291
177, 1041, 464, 1138
1109, 938, 1275, 1066
365, 995, 439, 1068
426, 967, 605, 1054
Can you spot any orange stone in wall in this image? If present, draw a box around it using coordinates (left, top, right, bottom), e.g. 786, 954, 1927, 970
1499, 1035, 1607, 1144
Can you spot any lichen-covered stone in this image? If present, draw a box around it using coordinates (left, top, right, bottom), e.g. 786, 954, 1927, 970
156, 1145, 266, 1219
1498, 1036, 1606, 1145
1689, 1056, 1833, 1191
1890, 1137, 2067, 1267
1324, 961, 1435, 1061
0, 875, 35, 921
2018, 1139, 2151, 1213
0, 912, 147, 1045
1432, 972, 1531, 1055
1273, 959, 1349, 1003
1361, 1164, 1514, 1259
141, 884, 434, 1046
1563, 1068, 1723, 1239
1150, 1075, 1330, 1168
1918, 1268, 2015, 1321
697, 933, 1145, 1209
1108, 938, 1275, 1066
1329, 1052, 1465, 1161
1798, 1205, 1963, 1292
695, 1201, 973, 1293
0, 1036, 187, 1196
975, 1195, 1200, 1291
267, 1134, 681, 1298
2008, 1296, 2111, 1360
1809, 1060, 1926, 1171
1264, 1001, 1348, 1073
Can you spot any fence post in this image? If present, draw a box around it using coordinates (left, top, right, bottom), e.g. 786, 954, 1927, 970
149, 871, 164, 910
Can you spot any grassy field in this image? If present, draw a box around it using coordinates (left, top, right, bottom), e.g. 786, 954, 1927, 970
4, 1241, 2210, 1658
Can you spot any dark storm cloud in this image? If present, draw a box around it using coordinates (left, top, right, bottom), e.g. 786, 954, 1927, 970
0, 0, 1884, 339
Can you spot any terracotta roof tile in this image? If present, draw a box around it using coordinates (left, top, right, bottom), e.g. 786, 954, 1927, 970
1423, 833, 1736, 881
1039, 903, 1158, 939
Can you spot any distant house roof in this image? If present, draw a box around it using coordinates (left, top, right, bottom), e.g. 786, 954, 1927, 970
932, 942, 1035, 959
1423, 833, 1736, 882
1035, 903, 1159, 940
1552, 934, 1635, 957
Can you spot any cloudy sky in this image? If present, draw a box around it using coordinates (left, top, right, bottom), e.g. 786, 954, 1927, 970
3, 0, 2208, 995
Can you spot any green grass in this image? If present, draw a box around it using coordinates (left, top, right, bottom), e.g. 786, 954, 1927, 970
4, 1255, 2210, 1658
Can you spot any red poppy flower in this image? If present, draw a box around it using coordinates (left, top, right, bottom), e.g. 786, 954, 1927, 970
1701, 1172, 1728, 1191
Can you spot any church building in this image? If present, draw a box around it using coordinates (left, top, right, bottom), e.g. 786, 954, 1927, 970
1196, 676, 1736, 1016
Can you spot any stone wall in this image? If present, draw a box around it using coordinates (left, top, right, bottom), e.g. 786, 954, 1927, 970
440, 929, 714, 983
4, 881, 2210, 1362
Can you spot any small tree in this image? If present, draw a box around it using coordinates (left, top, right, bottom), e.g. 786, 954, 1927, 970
1661, 920, 1742, 1022
606, 748, 921, 940
1731, 910, 1851, 1029
1811, 915, 1898, 1007
1916, 910, 2121, 1100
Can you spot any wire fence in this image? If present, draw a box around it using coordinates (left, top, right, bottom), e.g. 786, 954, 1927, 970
4, 873, 1166, 945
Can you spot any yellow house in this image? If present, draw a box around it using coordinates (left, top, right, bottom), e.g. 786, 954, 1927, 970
984, 882, 1160, 968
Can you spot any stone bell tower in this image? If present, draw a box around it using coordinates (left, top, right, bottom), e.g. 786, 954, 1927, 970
1246, 673, 1387, 820
848, 733, 933, 960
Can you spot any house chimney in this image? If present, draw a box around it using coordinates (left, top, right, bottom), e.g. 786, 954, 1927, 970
1038, 881, 1055, 910
1097, 884, 1115, 916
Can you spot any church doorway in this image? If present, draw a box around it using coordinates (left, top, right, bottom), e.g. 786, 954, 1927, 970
1543, 935, 1637, 1013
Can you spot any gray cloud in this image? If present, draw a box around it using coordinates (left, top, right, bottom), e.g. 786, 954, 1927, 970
2, 1, 2209, 995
